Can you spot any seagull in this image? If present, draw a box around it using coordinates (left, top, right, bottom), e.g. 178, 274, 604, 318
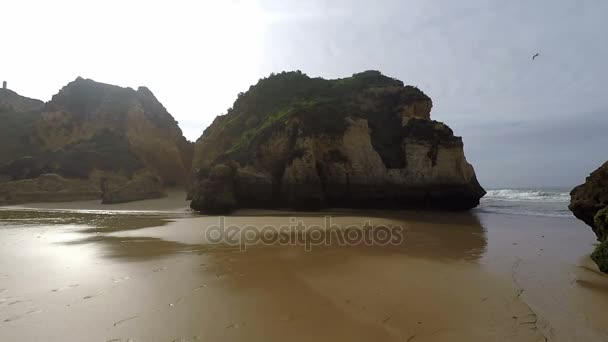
532, 53, 540, 60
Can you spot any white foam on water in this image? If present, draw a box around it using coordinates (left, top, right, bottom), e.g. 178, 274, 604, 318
478, 188, 573, 219
484, 189, 570, 203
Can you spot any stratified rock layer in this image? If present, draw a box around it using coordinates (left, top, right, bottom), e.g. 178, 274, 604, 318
0, 78, 193, 204
190, 71, 485, 213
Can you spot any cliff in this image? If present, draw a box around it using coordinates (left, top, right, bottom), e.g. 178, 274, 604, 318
570, 161, 608, 237
0, 78, 193, 204
190, 71, 485, 214
569, 161, 608, 273
0, 88, 44, 113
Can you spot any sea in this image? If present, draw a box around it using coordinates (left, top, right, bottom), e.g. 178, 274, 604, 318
474, 188, 574, 219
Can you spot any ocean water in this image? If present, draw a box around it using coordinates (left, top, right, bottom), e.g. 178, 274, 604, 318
474, 188, 574, 218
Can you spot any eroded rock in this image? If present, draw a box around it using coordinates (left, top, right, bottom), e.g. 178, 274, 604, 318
0, 78, 193, 205
190, 71, 485, 214
569, 161, 608, 239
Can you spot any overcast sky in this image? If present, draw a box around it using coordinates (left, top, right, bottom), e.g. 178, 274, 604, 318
2, 0, 607, 188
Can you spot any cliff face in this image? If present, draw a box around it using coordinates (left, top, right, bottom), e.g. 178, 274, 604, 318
0, 78, 193, 204
570, 161, 608, 240
570, 161, 608, 273
190, 71, 485, 213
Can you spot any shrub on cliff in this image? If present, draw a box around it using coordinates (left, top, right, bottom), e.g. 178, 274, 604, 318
0, 129, 141, 180
591, 208, 608, 273
0, 109, 40, 165
208, 70, 429, 162
594, 207, 608, 241
591, 240, 608, 273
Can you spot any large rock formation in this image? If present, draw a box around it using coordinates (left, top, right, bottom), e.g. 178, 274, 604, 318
569, 161, 608, 239
190, 71, 485, 214
0, 78, 193, 204
569, 161, 608, 273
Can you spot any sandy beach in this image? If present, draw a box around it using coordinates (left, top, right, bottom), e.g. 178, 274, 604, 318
0, 194, 607, 342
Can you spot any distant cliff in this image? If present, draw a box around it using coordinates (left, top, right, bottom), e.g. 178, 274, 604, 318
0, 78, 193, 204
190, 71, 485, 213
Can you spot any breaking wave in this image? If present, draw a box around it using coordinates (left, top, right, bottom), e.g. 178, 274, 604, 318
476, 188, 573, 218
484, 189, 570, 203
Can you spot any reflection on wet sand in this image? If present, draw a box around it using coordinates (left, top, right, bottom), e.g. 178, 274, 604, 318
476, 213, 608, 341
5, 207, 488, 262
0, 208, 178, 232
1, 204, 607, 341
0, 206, 549, 342
60, 236, 206, 261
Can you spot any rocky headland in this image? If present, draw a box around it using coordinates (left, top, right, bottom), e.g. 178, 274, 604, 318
189, 71, 485, 214
0, 78, 193, 204
570, 161, 608, 272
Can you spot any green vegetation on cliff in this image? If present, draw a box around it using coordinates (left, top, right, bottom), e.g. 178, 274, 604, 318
591, 208, 608, 273
0, 109, 40, 165
591, 240, 608, 273
202, 70, 431, 167
0, 130, 142, 180
594, 207, 608, 241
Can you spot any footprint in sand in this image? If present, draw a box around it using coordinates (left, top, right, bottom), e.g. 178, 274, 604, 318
193, 284, 207, 292
112, 276, 131, 283
215, 271, 232, 279
172, 336, 201, 342
225, 322, 245, 329
51, 284, 79, 292
113, 315, 139, 327
1, 297, 30, 307
83, 290, 106, 300
168, 298, 184, 307
8, 299, 31, 306
3, 309, 43, 322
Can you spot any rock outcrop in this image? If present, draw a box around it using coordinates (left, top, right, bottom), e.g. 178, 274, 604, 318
569, 161, 608, 239
570, 161, 608, 273
0, 173, 101, 204
101, 171, 166, 204
0, 78, 193, 204
190, 71, 485, 214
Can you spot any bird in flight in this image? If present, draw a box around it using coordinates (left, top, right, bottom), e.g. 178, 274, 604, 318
532, 53, 540, 60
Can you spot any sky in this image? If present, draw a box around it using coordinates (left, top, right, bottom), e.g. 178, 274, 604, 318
2, 0, 607, 188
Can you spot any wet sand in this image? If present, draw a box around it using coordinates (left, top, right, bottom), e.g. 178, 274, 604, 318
0, 196, 607, 341
6, 190, 192, 213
